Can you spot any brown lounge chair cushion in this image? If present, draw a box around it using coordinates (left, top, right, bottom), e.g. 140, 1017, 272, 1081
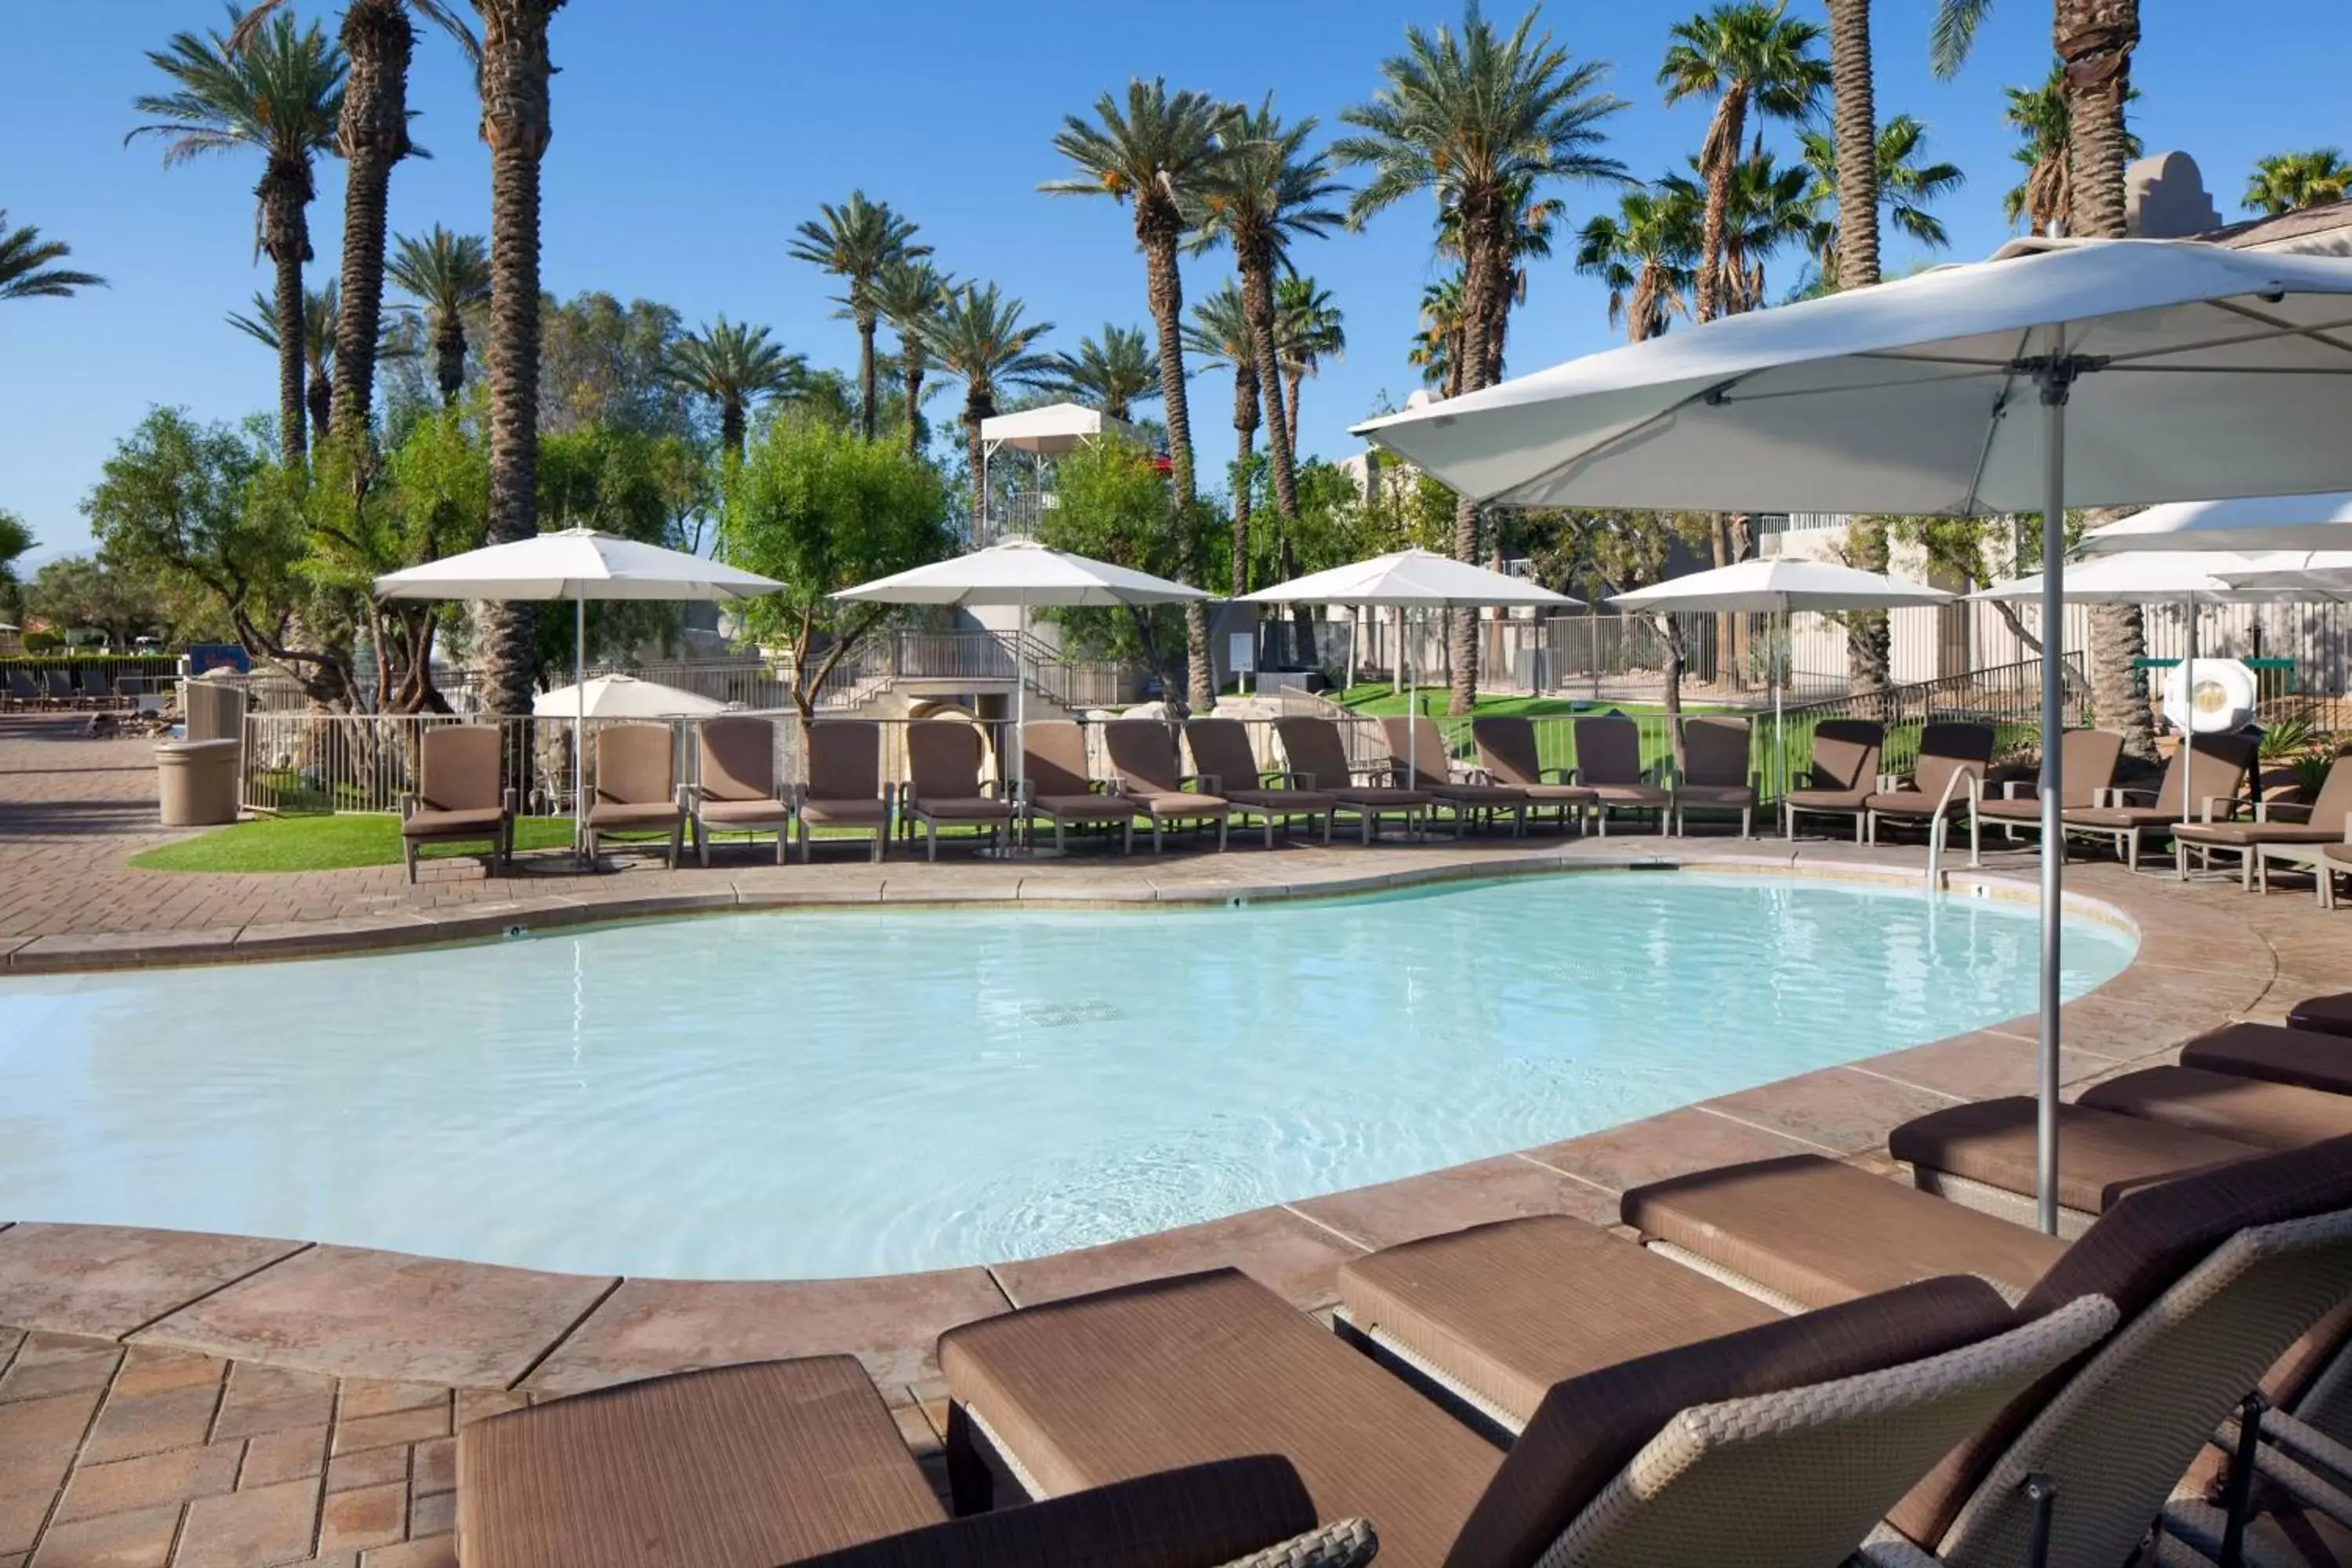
2183, 1020, 2352, 1093
1030, 793, 1136, 821
458, 1358, 944, 1568
1124, 789, 1229, 817
1674, 782, 1757, 806
1864, 789, 1971, 818
1889, 1096, 2262, 1217
699, 797, 793, 826
1336, 786, 1431, 808
1622, 1155, 2070, 1310
1335, 1214, 1779, 1424
402, 806, 506, 840
586, 800, 682, 830
1974, 796, 2052, 822
1590, 784, 1670, 805
2078, 1065, 2352, 1150
1785, 787, 1870, 811
2062, 804, 2185, 829
2290, 995, 2352, 1040
1221, 786, 1338, 814
798, 800, 890, 826
1427, 782, 1529, 806
909, 797, 1014, 822
2173, 819, 2336, 846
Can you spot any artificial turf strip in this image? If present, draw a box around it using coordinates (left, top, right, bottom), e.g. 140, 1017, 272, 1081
130, 814, 581, 873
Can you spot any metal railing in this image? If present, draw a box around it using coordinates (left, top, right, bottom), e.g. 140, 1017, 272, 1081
1776, 652, 2081, 782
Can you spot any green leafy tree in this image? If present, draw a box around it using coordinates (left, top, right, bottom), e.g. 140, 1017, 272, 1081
787, 192, 928, 443
539, 292, 695, 438
1575, 186, 1698, 342
0, 510, 34, 622
230, 283, 337, 441
1408, 273, 1466, 394
1335, 0, 1628, 711
0, 212, 105, 301
915, 283, 1056, 542
23, 557, 170, 650
721, 416, 952, 725
1032, 437, 1208, 699
1998, 66, 2140, 235
2245, 149, 2352, 216
870, 260, 955, 460
1799, 115, 1964, 289
388, 227, 492, 406
1042, 325, 1162, 423
130, 5, 346, 466
662, 318, 805, 464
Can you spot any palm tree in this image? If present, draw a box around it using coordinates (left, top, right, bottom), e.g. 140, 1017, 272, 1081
130, 5, 344, 466
1184, 284, 1260, 595
1273, 277, 1343, 448
1798, 116, 1964, 287
2002, 67, 2074, 234
916, 284, 1055, 540
664, 319, 806, 464
2246, 149, 2352, 216
1825, 0, 1878, 290
870, 260, 954, 461
1716, 148, 1815, 317
1658, 2, 1828, 323
1432, 173, 1565, 387
787, 193, 927, 444
229, 283, 339, 439
1043, 325, 1161, 422
1188, 96, 1345, 531
236, 0, 477, 438
387, 226, 491, 406
1408, 272, 1466, 395
0, 213, 104, 301
1045, 78, 1229, 709
1574, 186, 1697, 343
1334, 0, 1628, 711
470, 0, 566, 720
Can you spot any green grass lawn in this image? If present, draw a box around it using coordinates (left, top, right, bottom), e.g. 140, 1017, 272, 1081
132, 814, 579, 873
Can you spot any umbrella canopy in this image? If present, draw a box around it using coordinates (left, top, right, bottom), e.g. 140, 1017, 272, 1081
372, 528, 782, 602
2081, 492, 2352, 554
1970, 550, 2348, 604
1240, 548, 1581, 608
1607, 558, 1953, 613
1355, 239, 2352, 515
978, 402, 1142, 457
531, 673, 728, 719
833, 538, 1207, 608
2217, 551, 2352, 594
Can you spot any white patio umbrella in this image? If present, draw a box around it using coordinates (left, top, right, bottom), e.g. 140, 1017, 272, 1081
2081, 491, 2352, 554
1609, 559, 1954, 801
832, 537, 1207, 803
2216, 551, 2352, 595
1354, 236, 2352, 1235
375, 528, 782, 861
531, 672, 729, 720
1240, 549, 1580, 784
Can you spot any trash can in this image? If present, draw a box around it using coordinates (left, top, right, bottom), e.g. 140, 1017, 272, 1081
156, 738, 241, 827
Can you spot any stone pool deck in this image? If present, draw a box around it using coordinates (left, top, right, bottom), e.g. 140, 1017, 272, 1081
0, 711, 2341, 1566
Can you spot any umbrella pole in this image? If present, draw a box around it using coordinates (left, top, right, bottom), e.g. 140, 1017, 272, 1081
2180, 597, 2198, 833
1776, 606, 1786, 815
1016, 601, 1028, 852
2034, 358, 2071, 1238
1409, 607, 1419, 793
574, 596, 586, 869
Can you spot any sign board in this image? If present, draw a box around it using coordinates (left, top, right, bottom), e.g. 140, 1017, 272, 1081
186, 644, 251, 676
1228, 633, 1256, 673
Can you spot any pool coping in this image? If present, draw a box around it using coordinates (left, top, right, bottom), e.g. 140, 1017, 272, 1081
0, 840, 2285, 1403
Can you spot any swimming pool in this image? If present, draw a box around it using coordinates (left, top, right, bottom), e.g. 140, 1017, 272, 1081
0, 873, 2133, 1279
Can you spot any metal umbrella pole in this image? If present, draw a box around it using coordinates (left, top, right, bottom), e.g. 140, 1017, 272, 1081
2180, 596, 2200, 832
2034, 338, 2071, 1238
574, 596, 587, 868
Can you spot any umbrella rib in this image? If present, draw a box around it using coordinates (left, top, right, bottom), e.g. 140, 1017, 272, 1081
2091, 307, 2352, 368
1960, 328, 2041, 519
2194, 297, 2352, 360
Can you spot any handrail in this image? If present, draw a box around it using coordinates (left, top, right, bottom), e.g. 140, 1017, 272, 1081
1925, 766, 1984, 889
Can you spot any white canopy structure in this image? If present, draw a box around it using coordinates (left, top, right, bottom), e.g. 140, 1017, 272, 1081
1352, 236, 2352, 1236
1611, 561, 1955, 803
2082, 492, 2352, 554
531, 673, 729, 720
979, 401, 1141, 458
2218, 552, 2352, 595
376, 529, 782, 862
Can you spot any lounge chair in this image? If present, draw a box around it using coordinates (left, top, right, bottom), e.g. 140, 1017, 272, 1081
397, 725, 514, 883
939, 1265, 2104, 1568
1381, 716, 1526, 837
44, 670, 74, 707
1783, 718, 1886, 840
686, 716, 793, 866
1864, 721, 1994, 854
1671, 715, 1758, 837
2173, 752, 2352, 892
1470, 715, 1594, 832
902, 720, 1013, 861
2292, 994, 2352, 1040
2075, 1065, 2352, 1151
456, 1356, 1369, 1568
1570, 715, 1670, 835
1022, 720, 1137, 853
1611, 1138, 2352, 1567
1272, 717, 1430, 844
2, 670, 34, 710
77, 668, 115, 709
793, 721, 891, 864
586, 724, 685, 869
2183, 1018, 2352, 1096
1183, 717, 1337, 847
2056, 731, 2261, 875
1104, 718, 1230, 852
1975, 728, 2125, 856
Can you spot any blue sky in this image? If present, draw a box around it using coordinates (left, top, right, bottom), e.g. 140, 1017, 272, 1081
2, 1, 2338, 563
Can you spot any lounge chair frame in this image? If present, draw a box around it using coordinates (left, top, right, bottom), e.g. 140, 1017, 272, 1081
901, 720, 1013, 862
1185, 718, 1337, 848
1571, 717, 1671, 837
1272, 717, 1430, 845
1022, 720, 1138, 855
1383, 716, 1526, 840
1105, 719, 1231, 853
1671, 715, 1759, 838
397, 725, 517, 884
584, 724, 687, 869
1471, 716, 1594, 835
686, 716, 793, 867
1783, 720, 1886, 842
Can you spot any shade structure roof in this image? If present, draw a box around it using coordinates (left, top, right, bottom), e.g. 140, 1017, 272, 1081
1352, 238, 2352, 516
2081, 492, 2352, 554
978, 401, 1140, 456
373, 529, 782, 602
832, 537, 1206, 608
530, 673, 730, 719
1972, 550, 2352, 604
1607, 557, 1954, 613
1240, 548, 1581, 608
2216, 550, 2352, 595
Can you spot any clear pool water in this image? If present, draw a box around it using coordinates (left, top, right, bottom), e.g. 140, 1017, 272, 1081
0, 873, 2132, 1279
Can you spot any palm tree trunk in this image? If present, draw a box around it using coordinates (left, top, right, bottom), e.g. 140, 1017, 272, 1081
435, 318, 466, 406
1443, 229, 1504, 714
1231, 361, 1258, 596
307, 370, 333, 441
1240, 256, 1298, 522
331, 0, 413, 438
965, 394, 987, 541
1138, 221, 1208, 713
1829, 0, 1879, 291
855, 306, 879, 442
472, 0, 560, 721
903, 364, 924, 461
721, 397, 746, 465
1283, 367, 1303, 453
261, 165, 310, 467
1696, 96, 1748, 323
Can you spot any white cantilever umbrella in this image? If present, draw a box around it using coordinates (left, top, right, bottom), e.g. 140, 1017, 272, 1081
376, 528, 782, 863
1354, 236, 2352, 1235
1609, 560, 1954, 802
1240, 549, 1580, 784
2082, 492, 2352, 554
531, 672, 730, 720
833, 538, 1207, 805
